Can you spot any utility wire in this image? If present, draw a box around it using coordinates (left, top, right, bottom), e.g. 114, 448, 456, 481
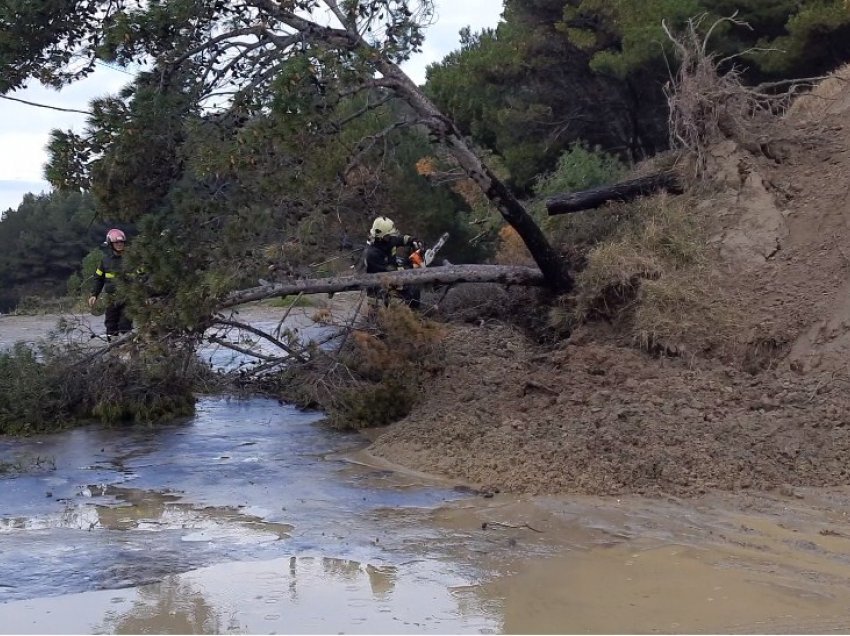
0, 59, 140, 115
1, 59, 143, 115
0, 93, 91, 115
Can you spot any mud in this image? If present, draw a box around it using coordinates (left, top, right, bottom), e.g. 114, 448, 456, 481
428, 487, 850, 634
369, 324, 850, 497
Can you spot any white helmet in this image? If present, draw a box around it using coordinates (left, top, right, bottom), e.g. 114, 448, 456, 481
370, 216, 398, 239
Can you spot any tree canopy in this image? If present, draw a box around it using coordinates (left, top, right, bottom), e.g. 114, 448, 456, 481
425, 0, 850, 191
4, 0, 850, 316
3, 0, 570, 296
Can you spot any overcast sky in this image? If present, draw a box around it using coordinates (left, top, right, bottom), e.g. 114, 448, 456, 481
0, 1, 504, 214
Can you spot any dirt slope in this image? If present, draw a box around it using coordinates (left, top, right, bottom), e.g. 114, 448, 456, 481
370, 67, 850, 496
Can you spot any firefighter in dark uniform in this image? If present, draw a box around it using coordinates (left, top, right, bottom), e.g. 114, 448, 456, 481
364, 216, 423, 308
88, 228, 133, 340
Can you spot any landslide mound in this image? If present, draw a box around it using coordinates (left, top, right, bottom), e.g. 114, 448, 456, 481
370, 324, 850, 496
370, 67, 850, 496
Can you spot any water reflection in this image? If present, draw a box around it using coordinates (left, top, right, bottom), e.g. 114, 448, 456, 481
0, 394, 474, 628
99, 577, 224, 635
365, 563, 397, 598
0, 556, 499, 635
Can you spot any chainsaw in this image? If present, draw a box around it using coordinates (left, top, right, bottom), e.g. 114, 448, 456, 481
409, 232, 449, 268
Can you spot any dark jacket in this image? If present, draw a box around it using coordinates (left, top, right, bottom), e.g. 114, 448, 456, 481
365, 235, 415, 273
91, 248, 125, 297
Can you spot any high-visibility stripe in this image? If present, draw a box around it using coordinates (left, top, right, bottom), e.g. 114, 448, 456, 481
95, 268, 104, 276
104, 272, 116, 279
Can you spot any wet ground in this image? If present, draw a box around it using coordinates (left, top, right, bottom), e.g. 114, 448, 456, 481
0, 396, 501, 633
0, 302, 335, 368
3, 310, 850, 633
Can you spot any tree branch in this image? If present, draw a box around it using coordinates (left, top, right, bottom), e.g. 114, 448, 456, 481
343, 118, 417, 177
547, 171, 684, 215
220, 265, 547, 309
212, 317, 308, 362
207, 335, 281, 362
168, 26, 267, 69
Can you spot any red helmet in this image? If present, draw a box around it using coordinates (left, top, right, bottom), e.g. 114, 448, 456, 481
106, 228, 126, 244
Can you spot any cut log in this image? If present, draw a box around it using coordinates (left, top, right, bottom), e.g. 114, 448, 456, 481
546, 170, 683, 216
220, 264, 546, 309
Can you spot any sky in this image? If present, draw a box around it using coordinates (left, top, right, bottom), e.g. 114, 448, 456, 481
0, 1, 504, 214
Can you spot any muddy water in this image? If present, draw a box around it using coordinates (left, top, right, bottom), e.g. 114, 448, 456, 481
5, 411, 850, 636
455, 494, 850, 634
0, 396, 499, 633
4, 312, 850, 633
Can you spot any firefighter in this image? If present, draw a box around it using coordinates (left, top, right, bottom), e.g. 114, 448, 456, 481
88, 228, 133, 340
363, 216, 423, 309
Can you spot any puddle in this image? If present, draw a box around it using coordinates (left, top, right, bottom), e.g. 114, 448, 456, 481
0, 556, 498, 635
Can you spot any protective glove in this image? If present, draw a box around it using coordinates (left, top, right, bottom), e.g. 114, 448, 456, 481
411, 240, 424, 251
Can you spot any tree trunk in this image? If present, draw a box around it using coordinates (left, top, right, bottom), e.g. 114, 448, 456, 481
375, 61, 573, 294
547, 171, 683, 215
220, 264, 546, 309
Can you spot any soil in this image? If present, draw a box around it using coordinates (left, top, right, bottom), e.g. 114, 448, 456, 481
369, 66, 850, 497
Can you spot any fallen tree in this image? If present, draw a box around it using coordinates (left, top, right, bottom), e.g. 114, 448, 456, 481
220, 264, 547, 309
546, 170, 683, 216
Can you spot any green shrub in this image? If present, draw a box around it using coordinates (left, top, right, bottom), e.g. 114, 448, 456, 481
534, 143, 627, 202
529, 143, 629, 251
67, 248, 103, 298
0, 341, 206, 435
331, 376, 415, 430
0, 344, 66, 434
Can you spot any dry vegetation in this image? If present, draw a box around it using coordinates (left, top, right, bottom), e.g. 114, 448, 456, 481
555, 193, 740, 357
260, 304, 446, 429
662, 14, 824, 177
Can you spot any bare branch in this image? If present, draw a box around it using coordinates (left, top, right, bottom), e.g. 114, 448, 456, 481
273, 292, 305, 340
702, 11, 751, 55
70, 333, 135, 367
343, 119, 417, 178
207, 335, 281, 362
336, 291, 366, 354
662, 13, 816, 178
168, 26, 267, 69
247, 0, 356, 49
754, 75, 838, 92
333, 95, 395, 129
322, 0, 354, 30
717, 46, 783, 68
212, 317, 309, 362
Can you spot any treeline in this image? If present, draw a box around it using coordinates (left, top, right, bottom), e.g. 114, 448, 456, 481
0, 191, 110, 311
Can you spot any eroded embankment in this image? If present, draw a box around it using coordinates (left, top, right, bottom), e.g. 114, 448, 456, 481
371, 68, 850, 497
369, 324, 850, 496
